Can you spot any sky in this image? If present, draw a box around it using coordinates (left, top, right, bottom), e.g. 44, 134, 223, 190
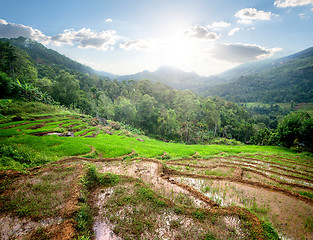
0, 0, 313, 76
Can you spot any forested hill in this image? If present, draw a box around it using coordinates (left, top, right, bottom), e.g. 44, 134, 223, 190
199, 47, 313, 103
1, 37, 96, 75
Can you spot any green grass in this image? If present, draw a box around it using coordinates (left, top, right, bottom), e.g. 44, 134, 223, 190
261, 221, 280, 240
61, 121, 81, 128
299, 191, 313, 199
0, 143, 53, 171
0, 120, 27, 128
1, 118, 305, 169
76, 164, 121, 239
0, 100, 72, 117
1, 107, 311, 172
75, 127, 97, 137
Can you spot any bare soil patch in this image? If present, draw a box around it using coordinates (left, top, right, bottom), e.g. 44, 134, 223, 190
0, 163, 84, 240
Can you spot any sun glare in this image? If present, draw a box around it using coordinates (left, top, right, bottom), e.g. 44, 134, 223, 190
153, 33, 196, 70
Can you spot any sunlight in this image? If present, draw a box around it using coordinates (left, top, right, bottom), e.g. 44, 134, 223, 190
156, 33, 196, 69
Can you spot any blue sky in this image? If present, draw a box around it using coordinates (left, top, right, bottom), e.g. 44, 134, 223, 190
1, 0, 313, 76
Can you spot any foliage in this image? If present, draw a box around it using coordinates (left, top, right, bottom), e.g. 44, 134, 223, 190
1, 38, 312, 152
201, 48, 313, 103
276, 112, 313, 151
261, 221, 280, 240
82, 164, 120, 189
0, 143, 51, 171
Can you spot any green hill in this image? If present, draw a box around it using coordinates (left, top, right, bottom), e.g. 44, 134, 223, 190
1, 36, 96, 75
200, 47, 313, 103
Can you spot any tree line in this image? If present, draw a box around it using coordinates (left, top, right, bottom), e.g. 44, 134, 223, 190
1, 39, 312, 151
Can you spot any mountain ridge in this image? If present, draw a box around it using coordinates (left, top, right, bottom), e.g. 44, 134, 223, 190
199, 46, 313, 103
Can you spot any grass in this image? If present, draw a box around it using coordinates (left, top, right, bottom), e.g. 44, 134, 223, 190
305, 217, 313, 232
1, 101, 313, 239
0, 143, 54, 171
99, 180, 219, 239
0, 100, 72, 117
1, 109, 304, 167
75, 127, 97, 137
76, 164, 121, 239
0, 120, 27, 128
261, 221, 280, 240
0, 165, 76, 220
299, 191, 313, 199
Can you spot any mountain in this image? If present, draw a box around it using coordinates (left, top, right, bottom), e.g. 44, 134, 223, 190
117, 65, 221, 90
212, 58, 275, 82
199, 47, 313, 103
95, 70, 119, 79
1, 37, 96, 75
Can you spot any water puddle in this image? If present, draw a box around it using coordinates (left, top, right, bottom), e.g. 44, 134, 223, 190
93, 220, 121, 240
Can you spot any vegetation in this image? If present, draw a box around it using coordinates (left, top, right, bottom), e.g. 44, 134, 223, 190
200, 47, 313, 103
1, 101, 312, 239
1, 38, 313, 152
1, 36, 313, 240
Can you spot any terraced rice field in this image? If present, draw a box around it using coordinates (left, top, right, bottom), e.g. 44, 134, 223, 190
1, 114, 313, 239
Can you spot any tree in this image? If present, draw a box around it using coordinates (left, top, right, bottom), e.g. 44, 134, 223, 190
201, 99, 221, 138
136, 94, 157, 133
157, 108, 179, 140
98, 94, 115, 120
276, 112, 310, 149
51, 70, 80, 106
0, 72, 13, 97
114, 96, 137, 124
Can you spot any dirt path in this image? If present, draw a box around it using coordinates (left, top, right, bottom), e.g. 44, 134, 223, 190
79, 145, 96, 157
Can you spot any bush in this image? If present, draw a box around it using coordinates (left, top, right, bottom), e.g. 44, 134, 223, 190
261, 221, 280, 240
277, 112, 313, 152
83, 164, 120, 189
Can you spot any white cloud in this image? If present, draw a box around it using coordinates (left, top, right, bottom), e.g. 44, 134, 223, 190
50, 28, 119, 50
119, 39, 152, 50
0, 19, 119, 50
0, 18, 49, 43
235, 8, 275, 24
228, 27, 241, 36
185, 25, 219, 40
274, 0, 313, 7
105, 18, 113, 22
211, 43, 282, 63
0, 19, 8, 25
208, 21, 231, 30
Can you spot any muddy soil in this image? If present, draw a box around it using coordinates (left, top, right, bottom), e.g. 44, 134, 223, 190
1, 153, 312, 240
174, 177, 313, 240
92, 182, 250, 240
0, 163, 83, 240
94, 160, 207, 208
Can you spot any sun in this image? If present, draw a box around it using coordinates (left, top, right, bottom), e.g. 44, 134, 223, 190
153, 33, 197, 70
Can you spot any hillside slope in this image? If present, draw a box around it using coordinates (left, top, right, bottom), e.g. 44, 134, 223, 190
200, 47, 313, 103
2, 37, 96, 75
